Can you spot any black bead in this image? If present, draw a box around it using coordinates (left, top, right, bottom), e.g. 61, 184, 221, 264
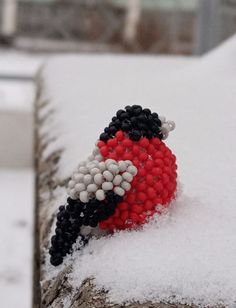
129, 130, 141, 141
100, 132, 109, 142
109, 126, 117, 135
59, 205, 65, 211
116, 109, 125, 118
50, 255, 63, 266
143, 108, 151, 116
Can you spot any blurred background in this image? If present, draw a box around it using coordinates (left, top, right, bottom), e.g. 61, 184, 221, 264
0, 0, 235, 307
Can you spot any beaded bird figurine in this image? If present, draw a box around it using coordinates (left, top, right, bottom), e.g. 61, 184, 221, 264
49, 105, 177, 266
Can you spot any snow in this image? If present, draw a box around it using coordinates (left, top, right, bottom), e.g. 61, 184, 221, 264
42, 35, 236, 307
0, 169, 33, 308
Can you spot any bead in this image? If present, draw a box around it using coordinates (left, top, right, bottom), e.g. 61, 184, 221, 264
94, 173, 103, 185
108, 163, 119, 174
100, 146, 109, 157
68, 180, 75, 188
80, 191, 89, 203
113, 174, 123, 186
103, 170, 114, 181
139, 152, 148, 161
97, 140, 105, 148
118, 202, 129, 211
127, 165, 137, 176
87, 184, 98, 193
79, 166, 88, 174
115, 145, 124, 155
102, 182, 113, 191
121, 181, 131, 191
131, 204, 143, 214
145, 160, 154, 170
75, 183, 86, 192
107, 138, 118, 147
116, 131, 124, 141
147, 187, 156, 199
83, 174, 92, 185
90, 168, 100, 176
137, 192, 147, 202
118, 161, 127, 172
123, 138, 133, 147
98, 161, 106, 172
73, 173, 84, 182
114, 186, 125, 196
105, 159, 116, 166
122, 172, 133, 182
96, 189, 105, 201
100, 132, 109, 142
139, 137, 149, 148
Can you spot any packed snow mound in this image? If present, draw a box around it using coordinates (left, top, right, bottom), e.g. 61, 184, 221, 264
42, 35, 236, 307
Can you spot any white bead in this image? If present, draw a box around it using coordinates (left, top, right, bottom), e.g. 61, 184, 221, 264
114, 186, 125, 196
118, 161, 127, 172
122, 172, 133, 182
98, 162, 106, 172
84, 174, 92, 185
68, 180, 75, 188
108, 163, 119, 174
73, 173, 84, 183
127, 165, 137, 176
69, 188, 77, 199
88, 154, 94, 161
78, 161, 86, 168
105, 159, 116, 166
159, 116, 166, 123
80, 191, 89, 203
75, 183, 86, 192
125, 160, 132, 166
102, 182, 113, 191
94, 173, 103, 185
113, 174, 122, 186
121, 181, 131, 191
95, 154, 103, 162
93, 147, 99, 156
103, 170, 113, 181
87, 183, 98, 193
87, 163, 96, 171
96, 189, 105, 201
79, 166, 88, 174
90, 168, 100, 176
167, 120, 176, 131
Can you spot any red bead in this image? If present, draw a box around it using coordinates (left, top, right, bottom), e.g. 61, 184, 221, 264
115, 145, 124, 155
126, 193, 136, 204
137, 192, 147, 202
139, 137, 149, 148
114, 218, 123, 227
147, 144, 155, 154
146, 174, 154, 185
137, 182, 147, 192
154, 182, 163, 192
123, 152, 133, 161
109, 153, 117, 160
152, 168, 162, 176
155, 151, 164, 159
154, 159, 164, 168
130, 212, 139, 223
145, 160, 154, 170
107, 138, 118, 147
131, 204, 143, 214
147, 187, 156, 199
116, 130, 124, 141
144, 200, 154, 211
132, 145, 140, 156
123, 138, 133, 147
151, 138, 161, 147
162, 173, 170, 184
121, 211, 129, 222
97, 140, 105, 148
118, 202, 129, 211
139, 152, 148, 161
100, 146, 108, 157
138, 168, 146, 177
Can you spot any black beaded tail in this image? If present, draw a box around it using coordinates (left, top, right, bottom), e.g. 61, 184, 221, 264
49, 192, 123, 266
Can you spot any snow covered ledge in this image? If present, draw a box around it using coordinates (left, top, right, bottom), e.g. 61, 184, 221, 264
34, 40, 236, 308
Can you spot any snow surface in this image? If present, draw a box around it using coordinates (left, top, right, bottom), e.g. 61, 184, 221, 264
42, 35, 236, 307
0, 169, 33, 308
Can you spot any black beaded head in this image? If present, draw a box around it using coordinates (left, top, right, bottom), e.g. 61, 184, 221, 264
99, 105, 172, 142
